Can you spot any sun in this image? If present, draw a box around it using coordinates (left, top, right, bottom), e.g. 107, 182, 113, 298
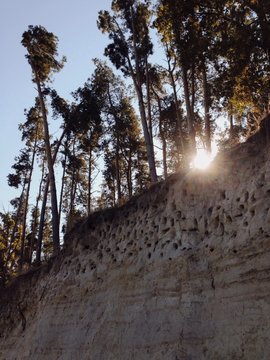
192, 149, 214, 170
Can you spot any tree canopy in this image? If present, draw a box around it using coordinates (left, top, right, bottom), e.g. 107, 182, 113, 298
1, 1, 269, 282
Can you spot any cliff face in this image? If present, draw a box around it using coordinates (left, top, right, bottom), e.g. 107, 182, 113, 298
1, 123, 270, 360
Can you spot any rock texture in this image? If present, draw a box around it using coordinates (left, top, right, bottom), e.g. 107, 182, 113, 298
1, 119, 270, 359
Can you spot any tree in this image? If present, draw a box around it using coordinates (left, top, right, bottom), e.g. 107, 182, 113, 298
91, 60, 146, 202
209, 0, 270, 130
155, 0, 199, 159
0, 212, 21, 284
98, 0, 158, 182
22, 25, 66, 255
72, 79, 103, 215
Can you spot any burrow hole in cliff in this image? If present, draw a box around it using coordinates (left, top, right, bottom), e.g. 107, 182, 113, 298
220, 190, 226, 200
239, 204, 245, 211
213, 216, 219, 229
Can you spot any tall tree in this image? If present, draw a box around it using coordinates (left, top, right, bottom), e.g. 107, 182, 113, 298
22, 25, 66, 255
155, 0, 198, 159
98, 0, 158, 182
91, 60, 145, 201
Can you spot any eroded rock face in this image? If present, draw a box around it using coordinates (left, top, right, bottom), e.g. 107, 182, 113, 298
1, 123, 270, 360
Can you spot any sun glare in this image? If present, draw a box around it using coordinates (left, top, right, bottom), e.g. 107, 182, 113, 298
192, 149, 214, 170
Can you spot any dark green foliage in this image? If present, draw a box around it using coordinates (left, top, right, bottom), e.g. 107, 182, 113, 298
21, 25, 66, 83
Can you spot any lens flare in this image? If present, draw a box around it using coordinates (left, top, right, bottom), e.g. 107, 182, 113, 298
192, 149, 213, 170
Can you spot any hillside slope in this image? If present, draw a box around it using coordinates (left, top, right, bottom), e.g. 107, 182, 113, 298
1, 117, 270, 359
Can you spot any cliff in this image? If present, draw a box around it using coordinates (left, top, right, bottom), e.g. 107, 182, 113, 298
1, 118, 270, 359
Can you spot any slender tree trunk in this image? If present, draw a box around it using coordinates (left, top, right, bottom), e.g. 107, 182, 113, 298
72, 181, 78, 211
166, 52, 185, 163
35, 76, 60, 255
191, 62, 196, 114
127, 150, 133, 198
107, 85, 122, 200
59, 148, 67, 224
87, 142, 93, 215
69, 139, 77, 218
157, 97, 168, 179
36, 129, 66, 265
116, 134, 122, 203
182, 65, 197, 158
19, 134, 38, 270
69, 170, 76, 217
202, 62, 212, 153
7, 182, 27, 268
229, 114, 234, 139
36, 172, 49, 264
145, 57, 154, 147
30, 161, 45, 264
112, 179, 116, 207
135, 86, 158, 182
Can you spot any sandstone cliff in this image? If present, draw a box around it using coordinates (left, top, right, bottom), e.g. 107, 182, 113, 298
1, 119, 270, 360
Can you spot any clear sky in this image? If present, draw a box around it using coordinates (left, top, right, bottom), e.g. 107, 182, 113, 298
0, 0, 112, 211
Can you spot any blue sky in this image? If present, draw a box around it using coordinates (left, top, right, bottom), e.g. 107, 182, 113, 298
0, 0, 112, 211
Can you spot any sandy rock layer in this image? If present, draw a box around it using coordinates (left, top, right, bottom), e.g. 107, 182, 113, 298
1, 123, 270, 359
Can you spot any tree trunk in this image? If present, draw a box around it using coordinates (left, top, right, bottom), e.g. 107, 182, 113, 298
19, 133, 38, 270
36, 172, 49, 264
135, 86, 158, 182
59, 145, 67, 224
107, 85, 123, 200
69, 139, 77, 218
191, 62, 196, 114
157, 98, 168, 178
36, 129, 66, 264
145, 57, 154, 147
116, 134, 122, 203
7, 181, 27, 268
127, 150, 133, 198
229, 114, 234, 139
182, 65, 197, 158
35, 76, 60, 255
166, 50, 185, 162
202, 63, 212, 153
30, 161, 45, 264
87, 141, 93, 215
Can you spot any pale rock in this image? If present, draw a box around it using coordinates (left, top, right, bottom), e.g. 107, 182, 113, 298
1, 121, 270, 359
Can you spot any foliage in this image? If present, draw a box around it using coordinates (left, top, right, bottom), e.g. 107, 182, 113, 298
3, 3, 270, 281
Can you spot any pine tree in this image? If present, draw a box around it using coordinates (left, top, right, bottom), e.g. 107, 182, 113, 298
22, 25, 66, 255
98, 1, 158, 182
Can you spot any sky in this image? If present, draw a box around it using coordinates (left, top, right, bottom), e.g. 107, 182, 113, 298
0, 0, 112, 211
